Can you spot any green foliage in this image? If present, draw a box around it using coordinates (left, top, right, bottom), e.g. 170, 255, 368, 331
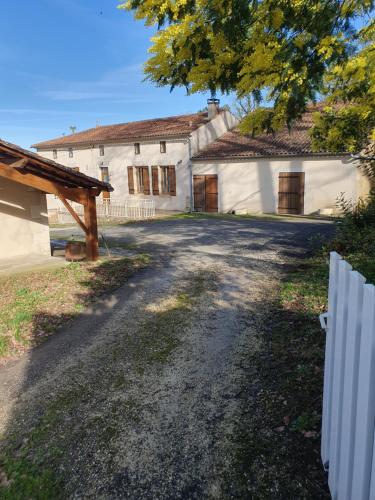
310, 23, 375, 152
311, 105, 375, 153
321, 190, 375, 283
0, 457, 61, 499
121, 0, 374, 149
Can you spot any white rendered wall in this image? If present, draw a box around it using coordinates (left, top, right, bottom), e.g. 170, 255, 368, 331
190, 110, 239, 156
37, 109, 239, 212
0, 178, 50, 259
192, 156, 368, 214
41, 139, 191, 211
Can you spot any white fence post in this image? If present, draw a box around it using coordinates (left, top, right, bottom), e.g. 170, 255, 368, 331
321, 251, 342, 467
338, 270, 366, 500
321, 254, 375, 500
328, 259, 352, 497
351, 284, 375, 500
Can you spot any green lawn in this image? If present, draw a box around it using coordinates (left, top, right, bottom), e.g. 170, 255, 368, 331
0, 255, 150, 360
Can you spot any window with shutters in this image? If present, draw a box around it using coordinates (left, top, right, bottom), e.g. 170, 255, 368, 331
136, 167, 150, 194
160, 166, 176, 195
127, 166, 135, 194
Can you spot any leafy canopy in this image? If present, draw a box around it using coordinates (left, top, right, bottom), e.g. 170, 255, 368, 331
121, 0, 375, 152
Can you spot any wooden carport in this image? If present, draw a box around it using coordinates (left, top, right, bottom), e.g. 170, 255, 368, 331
0, 139, 113, 261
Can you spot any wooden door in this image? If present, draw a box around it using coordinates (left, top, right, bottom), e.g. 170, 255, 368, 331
278, 172, 304, 215
193, 175, 205, 212
205, 175, 218, 212
193, 175, 218, 212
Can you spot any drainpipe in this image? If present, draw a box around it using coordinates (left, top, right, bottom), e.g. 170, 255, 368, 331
187, 136, 193, 213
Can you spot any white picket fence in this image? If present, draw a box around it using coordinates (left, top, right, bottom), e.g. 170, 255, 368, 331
52, 199, 155, 224
320, 251, 375, 499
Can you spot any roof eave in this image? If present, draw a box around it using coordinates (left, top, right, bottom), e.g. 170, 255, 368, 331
32, 132, 194, 150
192, 151, 351, 161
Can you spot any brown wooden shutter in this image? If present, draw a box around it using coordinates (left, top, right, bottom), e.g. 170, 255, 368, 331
127, 166, 134, 194
143, 167, 151, 195
152, 166, 159, 195
169, 166, 176, 196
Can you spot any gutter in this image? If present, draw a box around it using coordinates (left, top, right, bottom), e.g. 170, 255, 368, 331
187, 136, 193, 213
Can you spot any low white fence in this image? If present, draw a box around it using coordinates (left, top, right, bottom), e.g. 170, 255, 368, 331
51, 199, 155, 224
320, 251, 375, 500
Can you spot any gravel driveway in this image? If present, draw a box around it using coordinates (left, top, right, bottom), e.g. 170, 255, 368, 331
0, 216, 332, 498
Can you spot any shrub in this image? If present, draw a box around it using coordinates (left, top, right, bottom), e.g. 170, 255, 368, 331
326, 190, 375, 256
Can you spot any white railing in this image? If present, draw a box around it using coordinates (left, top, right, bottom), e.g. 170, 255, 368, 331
320, 252, 375, 500
52, 199, 155, 224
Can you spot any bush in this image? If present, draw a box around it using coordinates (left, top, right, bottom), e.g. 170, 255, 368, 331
327, 190, 375, 255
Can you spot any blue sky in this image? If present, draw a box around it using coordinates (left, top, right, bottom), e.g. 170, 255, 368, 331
0, 0, 233, 149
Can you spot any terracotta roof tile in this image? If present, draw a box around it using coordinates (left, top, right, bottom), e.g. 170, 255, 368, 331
33, 112, 211, 149
192, 109, 348, 160
0, 138, 112, 191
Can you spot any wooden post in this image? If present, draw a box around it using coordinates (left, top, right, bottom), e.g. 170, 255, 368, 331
84, 195, 99, 261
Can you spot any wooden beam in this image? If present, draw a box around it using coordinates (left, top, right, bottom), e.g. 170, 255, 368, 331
0, 143, 110, 192
10, 158, 29, 171
84, 196, 99, 261
0, 161, 89, 204
58, 195, 89, 235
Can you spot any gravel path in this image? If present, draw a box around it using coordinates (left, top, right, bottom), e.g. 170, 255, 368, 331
0, 217, 333, 498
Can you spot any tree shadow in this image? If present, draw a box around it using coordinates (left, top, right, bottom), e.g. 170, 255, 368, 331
1, 217, 332, 498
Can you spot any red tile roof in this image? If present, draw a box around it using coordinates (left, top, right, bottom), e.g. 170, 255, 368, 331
32, 112, 211, 149
192, 109, 348, 160
0, 139, 113, 191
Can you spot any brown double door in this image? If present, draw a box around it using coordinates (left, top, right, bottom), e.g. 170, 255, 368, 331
193, 175, 218, 212
278, 172, 305, 215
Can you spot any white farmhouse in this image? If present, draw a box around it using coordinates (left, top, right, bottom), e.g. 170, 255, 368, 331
33, 99, 236, 213
33, 101, 369, 216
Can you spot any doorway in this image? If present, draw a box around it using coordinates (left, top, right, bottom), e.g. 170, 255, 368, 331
193, 175, 218, 212
278, 172, 305, 215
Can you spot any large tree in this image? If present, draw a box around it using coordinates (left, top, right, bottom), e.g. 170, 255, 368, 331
121, 0, 374, 152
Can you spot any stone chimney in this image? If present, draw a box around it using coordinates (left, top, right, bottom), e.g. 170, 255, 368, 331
207, 98, 220, 120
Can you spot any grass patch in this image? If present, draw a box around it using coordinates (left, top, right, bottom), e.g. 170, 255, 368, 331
0, 254, 150, 360
225, 257, 330, 498
150, 211, 336, 223
0, 457, 61, 500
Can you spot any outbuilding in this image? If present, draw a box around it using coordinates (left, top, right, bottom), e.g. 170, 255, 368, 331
192, 110, 369, 215
0, 140, 113, 262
